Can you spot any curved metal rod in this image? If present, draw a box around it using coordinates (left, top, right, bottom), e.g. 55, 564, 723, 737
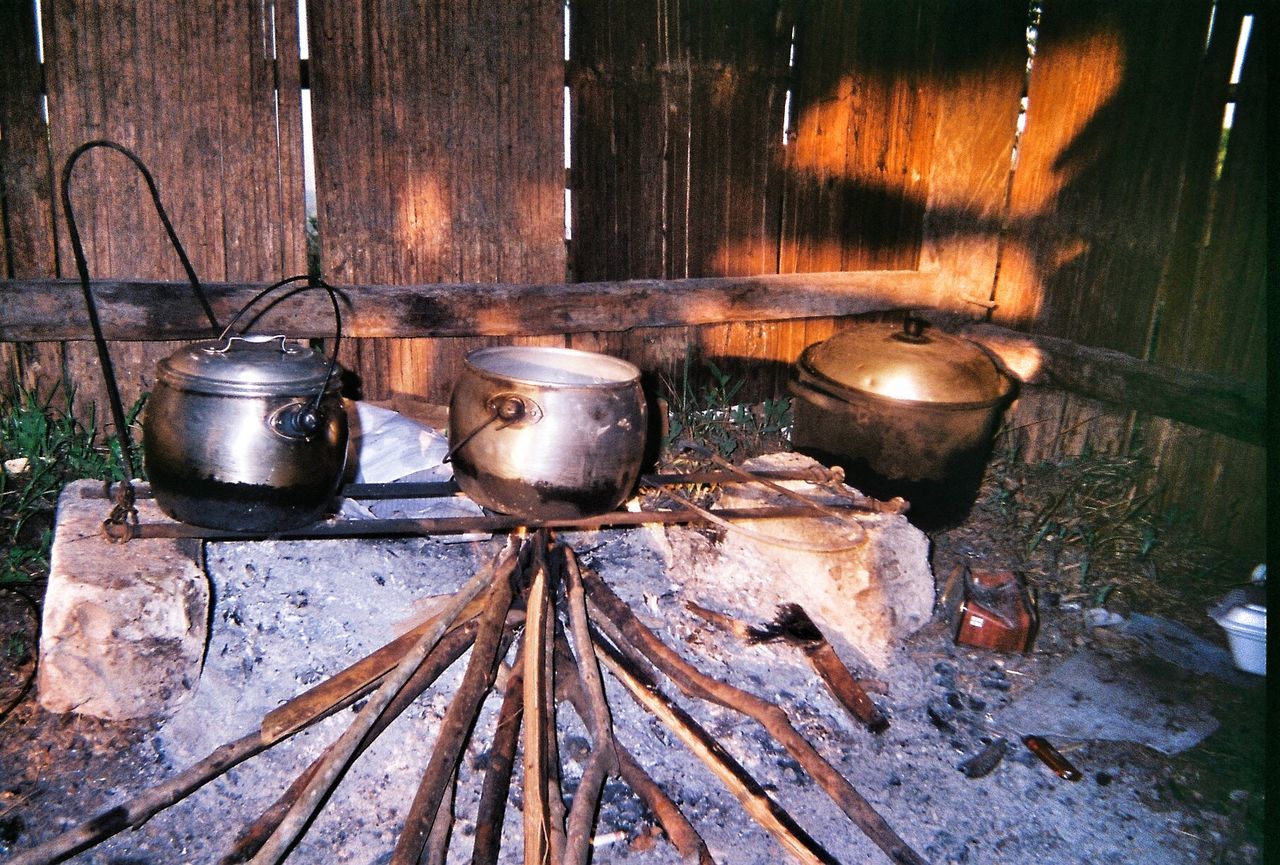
60, 140, 220, 480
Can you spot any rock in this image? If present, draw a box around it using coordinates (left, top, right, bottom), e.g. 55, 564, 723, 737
655, 452, 934, 669
37, 480, 208, 720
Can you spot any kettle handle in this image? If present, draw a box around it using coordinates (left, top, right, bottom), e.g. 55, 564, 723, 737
218, 275, 345, 436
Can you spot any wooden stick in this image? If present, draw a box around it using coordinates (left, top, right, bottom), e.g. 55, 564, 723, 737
553, 637, 715, 865
470, 641, 526, 865
247, 538, 521, 865
746, 604, 889, 735
559, 544, 618, 865
221, 618, 487, 864
7, 602, 496, 865
389, 550, 518, 865
801, 641, 890, 734
262, 590, 492, 740
521, 531, 555, 865
423, 768, 456, 865
592, 635, 839, 865
684, 600, 755, 641
584, 573, 931, 865
9, 729, 271, 865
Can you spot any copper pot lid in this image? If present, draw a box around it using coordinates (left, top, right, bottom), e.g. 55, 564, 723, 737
797, 316, 1013, 407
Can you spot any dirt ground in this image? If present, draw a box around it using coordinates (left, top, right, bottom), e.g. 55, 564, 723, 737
0, 450, 1267, 864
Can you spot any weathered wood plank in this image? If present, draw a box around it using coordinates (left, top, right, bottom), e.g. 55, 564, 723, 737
0, 270, 940, 340
0, 0, 57, 278
309, 0, 566, 403
932, 319, 1264, 446
1157, 6, 1266, 380
1140, 418, 1265, 557
570, 0, 796, 398
995, 0, 1216, 351
38, 0, 306, 420
1139, 13, 1267, 557
917, 0, 1026, 307
2, 271, 1261, 444
0, 0, 66, 396
781, 0, 940, 275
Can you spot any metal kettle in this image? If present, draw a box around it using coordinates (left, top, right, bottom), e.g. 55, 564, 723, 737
142, 278, 348, 532
61, 140, 348, 533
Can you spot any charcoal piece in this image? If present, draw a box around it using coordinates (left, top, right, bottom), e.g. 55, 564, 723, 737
927, 697, 957, 732
958, 738, 1008, 778
979, 670, 1012, 691
934, 661, 958, 689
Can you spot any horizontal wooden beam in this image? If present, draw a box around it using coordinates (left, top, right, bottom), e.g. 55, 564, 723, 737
924, 317, 1266, 447
0, 274, 1262, 444
0, 271, 944, 342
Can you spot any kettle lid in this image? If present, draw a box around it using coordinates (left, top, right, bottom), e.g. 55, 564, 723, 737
157, 335, 338, 396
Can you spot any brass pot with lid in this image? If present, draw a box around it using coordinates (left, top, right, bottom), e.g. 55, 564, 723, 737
789, 315, 1015, 528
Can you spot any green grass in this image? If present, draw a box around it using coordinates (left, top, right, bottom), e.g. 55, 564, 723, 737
659, 355, 792, 461
0, 384, 139, 584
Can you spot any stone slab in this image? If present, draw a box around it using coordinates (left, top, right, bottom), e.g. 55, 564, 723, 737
37, 480, 208, 720
653, 452, 935, 669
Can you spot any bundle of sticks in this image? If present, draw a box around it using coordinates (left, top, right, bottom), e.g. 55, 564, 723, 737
11, 530, 928, 865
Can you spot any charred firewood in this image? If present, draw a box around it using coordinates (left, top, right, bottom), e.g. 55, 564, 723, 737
470, 640, 526, 865
592, 630, 841, 865
389, 544, 519, 865
552, 637, 715, 865
246, 537, 523, 865
584, 571, 931, 865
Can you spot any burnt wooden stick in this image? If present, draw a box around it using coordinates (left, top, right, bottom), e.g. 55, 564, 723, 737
221, 618, 485, 865
690, 600, 889, 730
702, 448, 897, 522
262, 590, 492, 740
423, 769, 456, 865
390, 553, 519, 865
248, 538, 522, 865
684, 600, 755, 640
522, 531, 556, 865
9, 728, 271, 865
553, 636, 716, 865
751, 604, 889, 735
592, 634, 840, 865
583, 573, 931, 865
804, 643, 890, 734
471, 640, 526, 865
8, 615, 494, 865
559, 544, 620, 865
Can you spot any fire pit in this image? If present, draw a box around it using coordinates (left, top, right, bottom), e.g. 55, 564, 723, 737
17, 461, 935, 865
5, 453, 1258, 865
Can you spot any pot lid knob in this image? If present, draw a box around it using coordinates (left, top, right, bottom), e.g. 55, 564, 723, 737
893, 313, 930, 344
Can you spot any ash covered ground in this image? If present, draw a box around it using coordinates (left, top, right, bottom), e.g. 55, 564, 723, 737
0, 501, 1264, 864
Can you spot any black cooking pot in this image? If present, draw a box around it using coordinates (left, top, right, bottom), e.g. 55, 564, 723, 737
789, 316, 1014, 528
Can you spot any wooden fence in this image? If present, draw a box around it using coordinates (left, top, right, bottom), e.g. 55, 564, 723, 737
0, 0, 1265, 555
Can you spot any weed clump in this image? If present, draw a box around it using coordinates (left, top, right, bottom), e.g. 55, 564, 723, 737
0, 385, 139, 584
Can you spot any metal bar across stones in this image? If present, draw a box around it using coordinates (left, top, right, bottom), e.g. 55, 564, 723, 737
101, 503, 891, 543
